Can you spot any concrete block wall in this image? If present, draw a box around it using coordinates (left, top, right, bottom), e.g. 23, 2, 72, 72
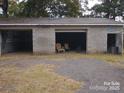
33, 27, 55, 54
0, 26, 122, 55
87, 26, 123, 53
106, 26, 123, 54
116, 33, 122, 53
33, 26, 123, 54
87, 27, 107, 53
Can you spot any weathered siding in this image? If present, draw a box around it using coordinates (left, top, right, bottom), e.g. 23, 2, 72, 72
1, 31, 16, 53
0, 30, 32, 54
33, 27, 55, 54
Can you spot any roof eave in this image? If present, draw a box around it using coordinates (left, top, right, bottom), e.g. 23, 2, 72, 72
0, 24, 123, 27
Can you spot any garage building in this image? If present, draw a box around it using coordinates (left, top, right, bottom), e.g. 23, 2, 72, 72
0, 18, 123, 55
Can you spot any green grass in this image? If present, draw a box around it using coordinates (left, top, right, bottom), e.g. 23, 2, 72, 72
0, 64, 80, 93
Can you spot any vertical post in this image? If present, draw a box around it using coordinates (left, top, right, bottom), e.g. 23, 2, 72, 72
33, 28, 55, 54
0, 32, 2, 55
122, 27, 124, 55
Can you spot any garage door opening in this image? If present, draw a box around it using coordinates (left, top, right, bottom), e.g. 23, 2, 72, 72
1, 30, 33, 54
107, 34, 118, 53
56, 32, 87, 53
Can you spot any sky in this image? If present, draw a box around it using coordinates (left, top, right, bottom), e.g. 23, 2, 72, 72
83, 0, 102, 15
88, 0, 101, 8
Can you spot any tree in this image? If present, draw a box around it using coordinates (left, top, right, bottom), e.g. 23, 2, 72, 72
21, 0, 49, 17
0, 0, 8, 17
21, 0, 80, 17
91, 0, 124, 20
8, 0, 26, 16
8, 0, 18, 16
48, 0, 80, 17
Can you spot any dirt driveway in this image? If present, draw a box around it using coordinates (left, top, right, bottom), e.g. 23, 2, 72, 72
0, 55, 124, 93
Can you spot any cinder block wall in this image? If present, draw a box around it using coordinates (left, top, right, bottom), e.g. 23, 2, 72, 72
33, 26, 123, 54
87, 26, 123, 53
0, 26, 122, 55
33, 27, 55, 54
87, 27, 107, 53
106, 26, 123, 54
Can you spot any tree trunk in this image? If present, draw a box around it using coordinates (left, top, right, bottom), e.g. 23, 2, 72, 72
2, 0, 8, 17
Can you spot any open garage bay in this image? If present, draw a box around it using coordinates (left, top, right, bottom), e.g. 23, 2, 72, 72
1, 30, 33, 54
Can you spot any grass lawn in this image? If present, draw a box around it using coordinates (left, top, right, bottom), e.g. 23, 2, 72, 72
67, 53, 124, 63
0, 52, 124, 93
0, 52, 124, 63
0, 64, 80, 93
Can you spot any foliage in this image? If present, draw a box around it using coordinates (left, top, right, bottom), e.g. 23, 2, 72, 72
8, 0, 81, 17
21, 0, 49, 17
0, 0, 8, 16
49, 0, 80, 17
8, 0, 26, 16
91, 0, 124, 19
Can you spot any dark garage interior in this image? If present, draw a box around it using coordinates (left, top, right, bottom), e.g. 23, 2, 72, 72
56, 32, 86, 52
1, 30, 33, 54
107, 34, 118, 53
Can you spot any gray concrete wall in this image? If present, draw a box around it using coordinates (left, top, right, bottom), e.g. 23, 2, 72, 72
55, 26, 123, 54
107, 26, 123, 54
33, 27, 55, 54
0, 26, 123, 55
87, 26, 123, 53
116, 33, 122, 53
87, 27, 107, 53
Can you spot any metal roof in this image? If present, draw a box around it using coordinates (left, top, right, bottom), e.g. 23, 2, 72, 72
0, 17, 123, 26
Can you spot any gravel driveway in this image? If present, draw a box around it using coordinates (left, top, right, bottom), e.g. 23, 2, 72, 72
0, 57, 124, 93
